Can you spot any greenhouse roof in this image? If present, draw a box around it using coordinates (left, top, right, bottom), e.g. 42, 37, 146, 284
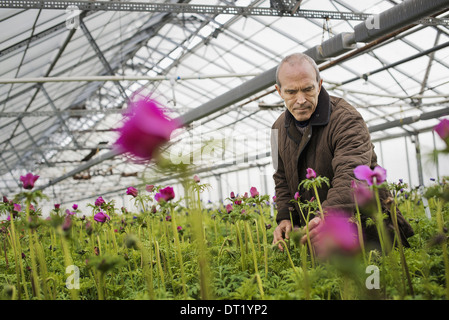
1, 0, 449, 208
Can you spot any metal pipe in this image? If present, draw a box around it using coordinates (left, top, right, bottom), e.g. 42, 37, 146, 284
0, 73, 260, 84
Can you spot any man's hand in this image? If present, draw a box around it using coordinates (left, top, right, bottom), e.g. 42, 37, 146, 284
300, 216, 322, 246
272, 219, 292, 252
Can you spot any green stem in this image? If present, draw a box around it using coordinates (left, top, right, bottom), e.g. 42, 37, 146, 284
170, 208, 187, 298
435, 199, 449, 300
312, 184, 325, 220
25, 200, 41, 299
245, 221, 264, 299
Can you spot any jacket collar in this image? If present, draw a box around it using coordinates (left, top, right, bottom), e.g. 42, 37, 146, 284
284, 86, 331, 129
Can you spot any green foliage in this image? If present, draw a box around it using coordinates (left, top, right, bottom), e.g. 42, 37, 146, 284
0, 178, 448, 300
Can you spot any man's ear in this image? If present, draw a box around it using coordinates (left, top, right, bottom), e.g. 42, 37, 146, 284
275, 84, 282, 96
318, 79, 323, 91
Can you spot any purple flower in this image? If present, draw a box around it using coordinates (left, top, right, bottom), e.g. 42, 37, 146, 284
353, 165, 386, 186
306, 168, 316, 179
126, 186, 138, 198
114, 96, 180, 162
2, 196, 9, 203
250, 187, 259, 198
95, 196, 105, 207
94, 211, 110, 223
434, 118, 449, 141
154, 186, 175, 203
20, 172, 39, 190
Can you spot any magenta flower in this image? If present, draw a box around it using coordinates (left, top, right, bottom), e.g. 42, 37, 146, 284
226, 204, 233, 213
177, 226, 183, 232
126, 186, 138, 198
230, 192, 235, 199
114, 97, 180, 162
351, 180, 374, 207
20, 172, 39, 190
294, 192, 300, 201
94, 211, 110, 223
434, 118, 449, 141
306, 168, 317, 179
314, 210, 359, 258
95, 196, 105, 207
353, 165, 386, 186
65, 209, 76, 216
13, 204, 21, 212
72, 204, 78, 210
154, 186, 175, 203
272, 195, 277, 203
250, 187, 259, 198
54, 204, 60, 210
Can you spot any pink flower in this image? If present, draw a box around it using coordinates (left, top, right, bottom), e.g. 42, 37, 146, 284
94, 211, 110, 223
20, 172, 39, 190
95, 196, 105, 207
230, 192, 235, 199
114, 96, 180, 162
13, 204, 21, 212
434, 118, 449, 141
272, 195, 277, 203
294, 192, 300, 201
250, 187, 259, 198
65, 209, 76, 216
155, 186, 175, 203
226, 204, 233, 213
351, 180, 373, 207
314, 210, 359, 258
126, 186, 138, 197
193, 175, 200, 183
353, 165, 386, 186
146, 185, 154, 192
306, 168, 316, 179
177, 226, 183, 232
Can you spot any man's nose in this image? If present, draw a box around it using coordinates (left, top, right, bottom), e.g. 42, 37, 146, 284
295, 92, 306, 105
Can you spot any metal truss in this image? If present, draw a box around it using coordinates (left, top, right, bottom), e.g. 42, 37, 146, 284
1, 0, 448, 25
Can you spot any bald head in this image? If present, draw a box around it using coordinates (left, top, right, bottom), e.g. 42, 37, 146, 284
275, 53, 321, 89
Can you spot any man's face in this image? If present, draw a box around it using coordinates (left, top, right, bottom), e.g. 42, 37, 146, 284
275, 60, 322, 122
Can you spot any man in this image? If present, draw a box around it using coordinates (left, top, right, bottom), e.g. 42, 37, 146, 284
271, 52, 414, 252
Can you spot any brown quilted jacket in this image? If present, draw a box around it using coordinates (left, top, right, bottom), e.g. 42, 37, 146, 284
271, 87, 414, 247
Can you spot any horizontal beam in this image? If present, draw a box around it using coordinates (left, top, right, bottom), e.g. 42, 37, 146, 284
1, 0, 447, 25
0, 72, 259, 84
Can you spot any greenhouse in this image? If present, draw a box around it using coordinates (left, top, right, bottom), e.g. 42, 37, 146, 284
1, 0, 449, 303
